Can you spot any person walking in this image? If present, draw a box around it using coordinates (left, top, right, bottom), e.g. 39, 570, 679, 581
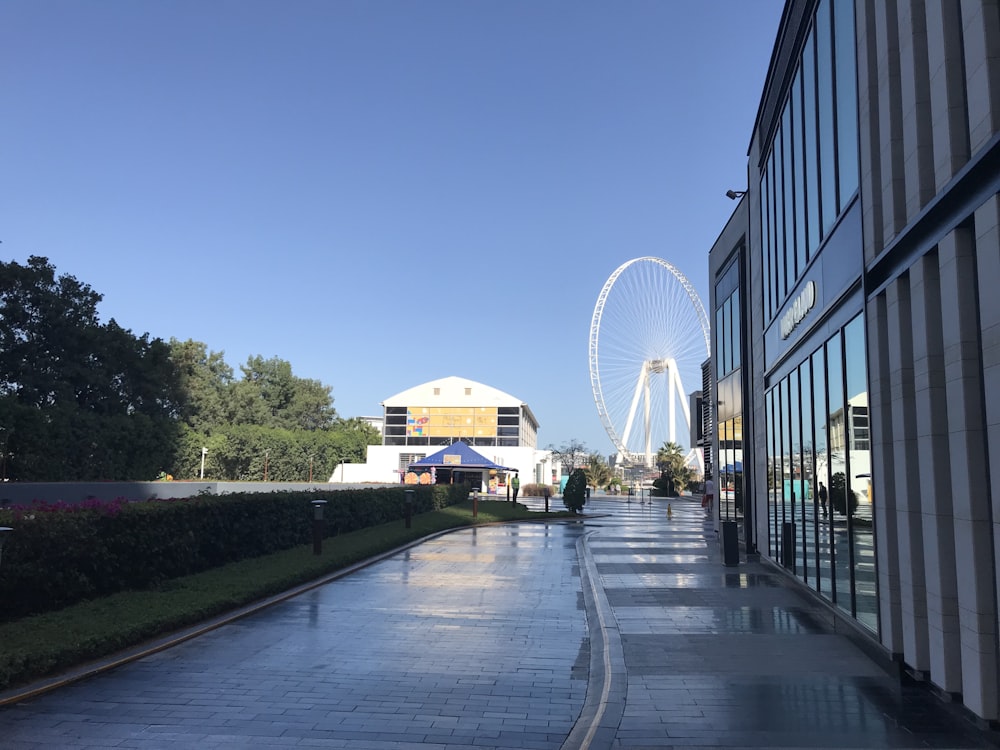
511, 474, 520, 502
818, 481, 828, 518
703, 475, 715, 514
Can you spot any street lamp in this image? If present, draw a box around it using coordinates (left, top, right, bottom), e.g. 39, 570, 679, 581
200, 447, 208, 479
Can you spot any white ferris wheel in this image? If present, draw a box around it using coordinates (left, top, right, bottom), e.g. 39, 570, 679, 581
589, 257, 711, 470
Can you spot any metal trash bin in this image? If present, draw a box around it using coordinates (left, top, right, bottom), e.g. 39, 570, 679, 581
781, 521, 795, 569
722, 521, 739, 567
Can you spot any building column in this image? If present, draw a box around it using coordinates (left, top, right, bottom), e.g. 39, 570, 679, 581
886, 276, 931, 672
975, 194, 1000, 718
939, 225, 998, 719
961, 0, 1000, 153
912, 252, 962, 694
868, 293, 904, 655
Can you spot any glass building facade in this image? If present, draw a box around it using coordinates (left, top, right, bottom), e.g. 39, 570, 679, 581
713, 0, 1000, 723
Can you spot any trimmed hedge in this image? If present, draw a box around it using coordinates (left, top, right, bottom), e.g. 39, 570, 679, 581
0, 484, 467, 622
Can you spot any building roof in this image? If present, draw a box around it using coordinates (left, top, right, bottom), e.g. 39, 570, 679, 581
383, 376, 521, 408
408, 441, 514, 471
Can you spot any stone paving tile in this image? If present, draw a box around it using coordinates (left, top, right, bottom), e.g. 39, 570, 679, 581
589, 498, 996, 749
3, 496, 999, 749
0, 524, 587, 749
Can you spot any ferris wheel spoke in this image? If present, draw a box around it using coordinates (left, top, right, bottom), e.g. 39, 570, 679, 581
589, 257, 711, 465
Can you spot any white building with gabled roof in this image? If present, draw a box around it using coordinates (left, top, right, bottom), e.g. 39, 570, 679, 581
330, 376, 555, 491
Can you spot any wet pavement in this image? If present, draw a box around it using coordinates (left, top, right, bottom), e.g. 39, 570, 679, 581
1, 495, 997, 749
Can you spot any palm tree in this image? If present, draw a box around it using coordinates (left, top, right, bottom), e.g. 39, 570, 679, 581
656, 441, 692, 492
585, 453, 612, 490
656, 441, 684, 472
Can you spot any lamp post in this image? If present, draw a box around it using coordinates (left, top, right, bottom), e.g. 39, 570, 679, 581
0, 527, 12, 570
311, 499, 327, 555
200, 447, 207, 480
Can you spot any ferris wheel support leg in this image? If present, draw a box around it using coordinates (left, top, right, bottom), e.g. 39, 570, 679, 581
621, 361, 648, 455
668, 362, 676, 446
644, 371, 653, 467
673, 363, 691, 428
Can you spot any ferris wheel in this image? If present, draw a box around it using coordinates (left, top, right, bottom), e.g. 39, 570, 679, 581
589, 257, 711, 468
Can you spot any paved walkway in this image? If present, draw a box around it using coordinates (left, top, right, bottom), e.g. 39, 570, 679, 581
1, 495, 997, 749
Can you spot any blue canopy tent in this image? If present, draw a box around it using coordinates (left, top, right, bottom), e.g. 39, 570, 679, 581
406, 441, 515, 493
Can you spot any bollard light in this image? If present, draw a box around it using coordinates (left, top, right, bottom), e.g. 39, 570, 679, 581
311, 499, 327, 555
404, 489, 414, 529
0, 526, 12, 570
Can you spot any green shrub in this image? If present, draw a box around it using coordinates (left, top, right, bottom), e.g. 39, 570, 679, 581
650, 472, 671, 497
830, 472, 859, 516
563, 469, 587, 513
0, 483, 467, 622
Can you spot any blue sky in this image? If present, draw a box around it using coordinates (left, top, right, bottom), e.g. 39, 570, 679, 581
1, 0, 783, 456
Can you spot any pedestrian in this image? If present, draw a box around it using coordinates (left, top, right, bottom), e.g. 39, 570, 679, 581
703, 475, 715, 514
511, 474, 520, 502
818, 481, 828, 518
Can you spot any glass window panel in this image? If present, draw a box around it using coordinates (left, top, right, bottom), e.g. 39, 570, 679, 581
788, 368, 803, 578
780, 377, 792, 568
716, 305, 726, 379
800, 360, 814, 585
761, 170, 772, 321
817, 0, 837, 235
783, 106, 796, 288
726, 295, 734, 374
803, 29, 820, 260
727, 424, 736, 522
827, 332, 852, 614
835, 0, 859, 208
812, 345, 832, 596
770, 152, 780, 317
792, 70, 807, 277
774, 130, 786, 304
767, 386, 779, 558
732, 288, 742, 371
733, 414, 745, 526
844, 315, 875, 632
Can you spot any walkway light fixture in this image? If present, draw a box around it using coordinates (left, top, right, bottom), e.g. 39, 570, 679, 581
0, 527, 12, 570
311, 499, 327, 555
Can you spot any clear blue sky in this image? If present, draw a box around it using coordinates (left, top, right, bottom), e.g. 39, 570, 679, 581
1, 0, 783, 456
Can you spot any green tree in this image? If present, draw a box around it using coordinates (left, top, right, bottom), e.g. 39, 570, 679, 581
655, 441, 693, 492
546, 439, 589, 476
169, 338, 235, 433
232, 355, 336, 430
0, 257, 179, 480
563, 468, 588, 513
584, 453, 612, 490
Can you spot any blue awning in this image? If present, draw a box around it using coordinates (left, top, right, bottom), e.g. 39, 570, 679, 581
407, 441, 514, 471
